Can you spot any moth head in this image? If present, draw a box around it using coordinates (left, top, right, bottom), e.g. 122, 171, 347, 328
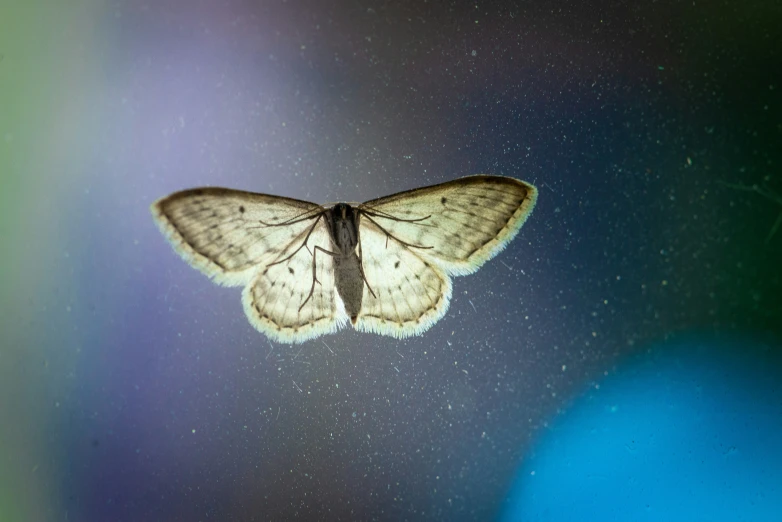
334, 203, 351, 220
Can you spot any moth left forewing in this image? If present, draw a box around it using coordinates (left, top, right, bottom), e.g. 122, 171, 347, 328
354, 219, 452, 338
151, 188, 325, 287
242, 218, 348, 343
359, 175, 537, 276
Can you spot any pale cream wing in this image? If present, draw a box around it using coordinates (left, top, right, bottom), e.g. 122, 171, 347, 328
354, 218, 452, 338
242, 218, 348, 343
359, 175, 537, 275
151, 188, 324, 286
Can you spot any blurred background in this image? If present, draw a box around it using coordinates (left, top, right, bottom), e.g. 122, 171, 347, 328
1, 1, 780, 520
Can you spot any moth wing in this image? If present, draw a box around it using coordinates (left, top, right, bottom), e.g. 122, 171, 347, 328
359, 175, 537, 275
242, 217, 348, 343
354, 218, 452, 338
151, 188, 324, 286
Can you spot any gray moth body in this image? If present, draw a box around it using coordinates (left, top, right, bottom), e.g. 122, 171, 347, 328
324, 203, 364, 324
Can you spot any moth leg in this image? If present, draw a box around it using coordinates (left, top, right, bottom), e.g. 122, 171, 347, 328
360, 207, 431, 224
299, 245, 338, 312
256, 207, 325, 227
267, 214, 324, 268
361, 213, 434, 251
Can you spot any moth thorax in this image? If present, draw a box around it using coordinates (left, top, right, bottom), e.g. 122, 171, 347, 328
338, 225, 354, 248
332, 203, 359, 253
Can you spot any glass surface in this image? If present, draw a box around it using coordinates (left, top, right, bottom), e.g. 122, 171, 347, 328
1, 1, 780, 520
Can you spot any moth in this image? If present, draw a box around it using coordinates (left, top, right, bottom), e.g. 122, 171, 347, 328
151, 175, 537, 343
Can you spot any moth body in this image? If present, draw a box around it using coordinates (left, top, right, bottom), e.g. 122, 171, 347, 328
325, 203, 364, 324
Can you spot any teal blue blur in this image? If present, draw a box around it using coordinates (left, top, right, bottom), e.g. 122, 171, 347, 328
502, 337, 782, 521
